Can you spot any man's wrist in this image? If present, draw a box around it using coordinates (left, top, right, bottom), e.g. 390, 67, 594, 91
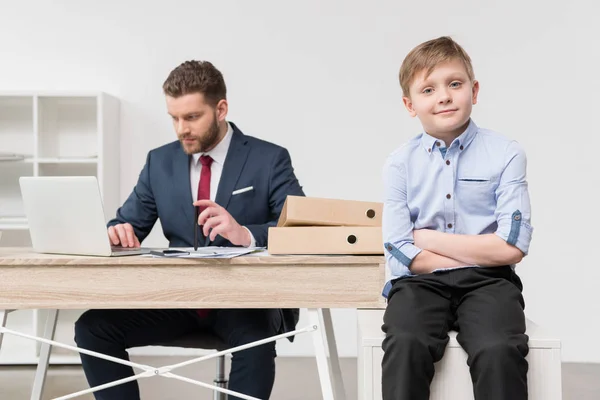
240, 226, 253, 247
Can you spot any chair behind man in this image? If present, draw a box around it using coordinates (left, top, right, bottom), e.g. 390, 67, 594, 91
31, 310, 230, 400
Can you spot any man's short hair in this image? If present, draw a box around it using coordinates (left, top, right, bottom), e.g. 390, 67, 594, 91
163, 60, 227, 106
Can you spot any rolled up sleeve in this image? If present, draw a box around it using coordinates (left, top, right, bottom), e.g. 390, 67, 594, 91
382, 156, 422, 276
494, 141, 534, 255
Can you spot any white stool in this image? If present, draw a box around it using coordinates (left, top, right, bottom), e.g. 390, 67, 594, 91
357, 309, 562, 400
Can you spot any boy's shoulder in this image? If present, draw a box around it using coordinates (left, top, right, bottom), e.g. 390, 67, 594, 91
477, 126, 516, 144
476, 126, 527, 156
385, 134, 424, 166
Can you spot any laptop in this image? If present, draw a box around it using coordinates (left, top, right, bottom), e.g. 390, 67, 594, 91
19, 176, 151, 257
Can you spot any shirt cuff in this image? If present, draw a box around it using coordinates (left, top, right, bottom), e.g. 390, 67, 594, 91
243, 226, 256, 248
384, 242, 422, 268
495, 211, 533, 255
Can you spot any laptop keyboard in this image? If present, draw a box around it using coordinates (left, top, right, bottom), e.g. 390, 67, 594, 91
111, 246, 143, 252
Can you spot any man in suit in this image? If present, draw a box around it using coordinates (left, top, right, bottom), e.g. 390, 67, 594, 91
74, 60, 305, 400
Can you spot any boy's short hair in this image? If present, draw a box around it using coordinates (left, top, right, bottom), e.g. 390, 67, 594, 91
162, 60, 227, 107
399, 36, 475, 97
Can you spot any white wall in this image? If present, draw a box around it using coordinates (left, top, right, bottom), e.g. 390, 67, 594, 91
1, 0, 598, 362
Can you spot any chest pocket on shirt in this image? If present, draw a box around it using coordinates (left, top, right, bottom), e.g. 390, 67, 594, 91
457, 177, 490, 183
456, 177, 496, 215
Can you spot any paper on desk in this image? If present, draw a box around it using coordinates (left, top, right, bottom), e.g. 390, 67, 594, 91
149, 246, 266, 259
182, 246, 265, 258
243, 249, 270, 257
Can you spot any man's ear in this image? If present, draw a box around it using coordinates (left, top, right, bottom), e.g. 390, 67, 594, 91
403, 96, 417, 117
215, 99, 228, 121
472, 80, 480, 105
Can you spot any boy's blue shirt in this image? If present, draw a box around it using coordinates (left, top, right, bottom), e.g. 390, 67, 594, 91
382, 119, 533, 297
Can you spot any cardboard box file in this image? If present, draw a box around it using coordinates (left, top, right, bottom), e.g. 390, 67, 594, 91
277, 196, 383, 227
267, 226, 383, 255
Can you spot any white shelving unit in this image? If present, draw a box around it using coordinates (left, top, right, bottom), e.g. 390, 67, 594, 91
0, 91, 120, 365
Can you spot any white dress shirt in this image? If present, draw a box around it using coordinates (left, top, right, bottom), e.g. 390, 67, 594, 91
190, 122, 256, 247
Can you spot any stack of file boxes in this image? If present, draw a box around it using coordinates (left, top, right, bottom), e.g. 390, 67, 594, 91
267, 196, 384, 255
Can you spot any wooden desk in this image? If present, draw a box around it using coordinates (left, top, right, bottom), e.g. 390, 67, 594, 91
0, 248, 386, 400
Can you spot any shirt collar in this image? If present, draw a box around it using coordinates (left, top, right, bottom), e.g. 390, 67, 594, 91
420, 118, 479, 155
192, 122, 233, 166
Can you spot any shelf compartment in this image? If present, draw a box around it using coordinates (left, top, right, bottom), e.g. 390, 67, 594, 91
0, 161, 33, 220
37, 96, 98, 159
0, 96, 34, 157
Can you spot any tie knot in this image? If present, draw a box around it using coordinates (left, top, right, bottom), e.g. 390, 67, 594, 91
199, 155, 213, 167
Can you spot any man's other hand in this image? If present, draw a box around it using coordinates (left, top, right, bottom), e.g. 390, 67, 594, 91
108, 223, 141, 248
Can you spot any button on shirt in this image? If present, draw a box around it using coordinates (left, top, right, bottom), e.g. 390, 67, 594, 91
382, 119, 533, 297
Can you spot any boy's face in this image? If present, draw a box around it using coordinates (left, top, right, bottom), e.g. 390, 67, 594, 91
403, 59, 479, 140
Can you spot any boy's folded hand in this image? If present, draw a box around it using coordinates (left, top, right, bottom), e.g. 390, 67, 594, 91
413, 229, 438, 250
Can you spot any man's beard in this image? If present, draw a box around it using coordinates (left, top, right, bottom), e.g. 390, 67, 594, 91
180, 114, 221, 154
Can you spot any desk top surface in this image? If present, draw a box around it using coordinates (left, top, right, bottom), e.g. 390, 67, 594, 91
0, 248, 386, 309
0, 247, 385, 266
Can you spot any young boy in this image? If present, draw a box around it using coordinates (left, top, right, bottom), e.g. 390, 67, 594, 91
381, 36, 533, 400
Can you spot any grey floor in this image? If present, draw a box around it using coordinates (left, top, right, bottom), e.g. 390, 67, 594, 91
0, 357, 598, 400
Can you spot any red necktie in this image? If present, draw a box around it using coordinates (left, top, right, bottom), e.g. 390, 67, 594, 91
196, 155, 213, 318
197, 155, 213, 211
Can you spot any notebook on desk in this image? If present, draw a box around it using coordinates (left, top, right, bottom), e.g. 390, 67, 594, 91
19, 176, 151, 257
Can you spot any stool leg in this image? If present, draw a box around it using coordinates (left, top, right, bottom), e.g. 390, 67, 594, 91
214, 355, 228, 400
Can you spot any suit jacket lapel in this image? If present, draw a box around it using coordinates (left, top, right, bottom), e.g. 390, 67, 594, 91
173, 146, 195, 224
215, 125, 250, 210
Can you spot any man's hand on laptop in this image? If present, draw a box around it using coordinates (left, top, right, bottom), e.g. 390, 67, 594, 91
108, 223, 141, 248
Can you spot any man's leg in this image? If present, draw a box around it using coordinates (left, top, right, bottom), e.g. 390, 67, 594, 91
454, 266, 529, 400
381, 275, 454, 400
74, 309, 203, 400
211, 309, 281, 400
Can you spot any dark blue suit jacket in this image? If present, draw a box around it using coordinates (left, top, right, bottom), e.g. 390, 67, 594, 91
108, 122, 305, 337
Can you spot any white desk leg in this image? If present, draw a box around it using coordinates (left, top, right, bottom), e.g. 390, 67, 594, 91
31, 309, 59, 400
0, 309, 9, 350
319, 308, 346, 399
308, 308, 340, 400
